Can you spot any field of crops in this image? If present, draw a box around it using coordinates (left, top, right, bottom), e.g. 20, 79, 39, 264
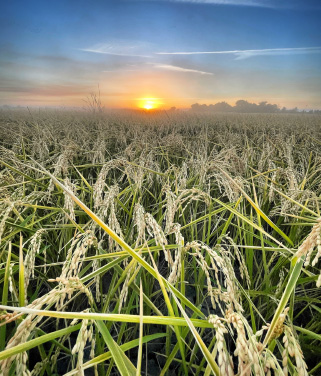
0, 109, 320, 375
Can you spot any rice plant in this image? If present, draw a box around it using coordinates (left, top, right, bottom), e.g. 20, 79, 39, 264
0, 109, 320, 375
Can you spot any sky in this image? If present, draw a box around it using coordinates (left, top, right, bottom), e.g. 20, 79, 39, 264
1, 0, 321, 109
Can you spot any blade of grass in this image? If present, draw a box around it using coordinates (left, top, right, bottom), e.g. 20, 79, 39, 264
0, 242, 12, 350
0, 305, 213, 328
146, 247, 188, 374
19, 233, 25, 307
168, 285, 220, 376
213, 197, 290, 251
136, 279, 144, 376
95, 320, 137, 376
0, 324, 81, 361
263, 257, 304, 346
65, 333, 167, 375
217, 167, 293, 246
0, 160, 46, 188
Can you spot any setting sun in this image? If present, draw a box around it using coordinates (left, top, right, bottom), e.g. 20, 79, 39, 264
143, 103, 153, 110
138, 98, 161, 110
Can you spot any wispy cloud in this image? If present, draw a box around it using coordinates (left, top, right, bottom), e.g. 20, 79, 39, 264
156, 47, 321, 59
153, 63, 213, 75
146, 0, 321, 9
102, 63, 213, 75
79, 42, 152, 57
103, 70, 137, 73
151, 0, 272, 7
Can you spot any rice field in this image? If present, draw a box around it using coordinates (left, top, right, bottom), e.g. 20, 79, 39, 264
0, 109, 321, 375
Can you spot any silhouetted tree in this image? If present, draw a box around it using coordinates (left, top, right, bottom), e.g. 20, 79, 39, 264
211, 101, 233, 112
191, 99, 283, 113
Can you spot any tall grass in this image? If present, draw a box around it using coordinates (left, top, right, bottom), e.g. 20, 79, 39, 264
0, 109, 320, 375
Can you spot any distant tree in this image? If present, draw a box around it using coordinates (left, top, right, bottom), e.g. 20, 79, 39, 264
191, 103, 201, 111
190, 100, 310, 114
211, 101, 233, 112
234, 100, 257, 112
191, 103, 209, 112
258, 101, 279, 113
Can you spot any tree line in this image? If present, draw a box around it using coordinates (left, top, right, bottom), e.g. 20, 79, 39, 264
190, 100, 321, 113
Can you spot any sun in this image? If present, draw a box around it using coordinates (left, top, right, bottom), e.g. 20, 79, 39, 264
143, 102, 154, 110
138, 98, 161, 110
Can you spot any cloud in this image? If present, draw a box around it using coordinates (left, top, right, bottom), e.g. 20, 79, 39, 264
143, 0, 321, 9
101, 63, 213, 75
151, 0, 272, 7
152, 63, 213, 75
103, 69, 137, 73
79, 41, 152, 57
156, 47, 321, 59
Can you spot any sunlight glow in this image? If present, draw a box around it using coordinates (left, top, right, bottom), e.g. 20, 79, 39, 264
144, 102, 154, 110
139, 98, 161, 110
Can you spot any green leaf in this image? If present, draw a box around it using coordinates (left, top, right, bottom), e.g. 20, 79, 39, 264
0, 305, 213, 328
263, 257, 304, 346
168, 285, 220, 376
216, 167, 294, 246
0, 324, 81, 361
0, 242, 12, 350
65, 333, 167, 375
19, 234, 25, 307
95, 320, 137, 376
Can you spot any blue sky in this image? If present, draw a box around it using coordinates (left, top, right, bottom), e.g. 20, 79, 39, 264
1, 0, 320, 108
